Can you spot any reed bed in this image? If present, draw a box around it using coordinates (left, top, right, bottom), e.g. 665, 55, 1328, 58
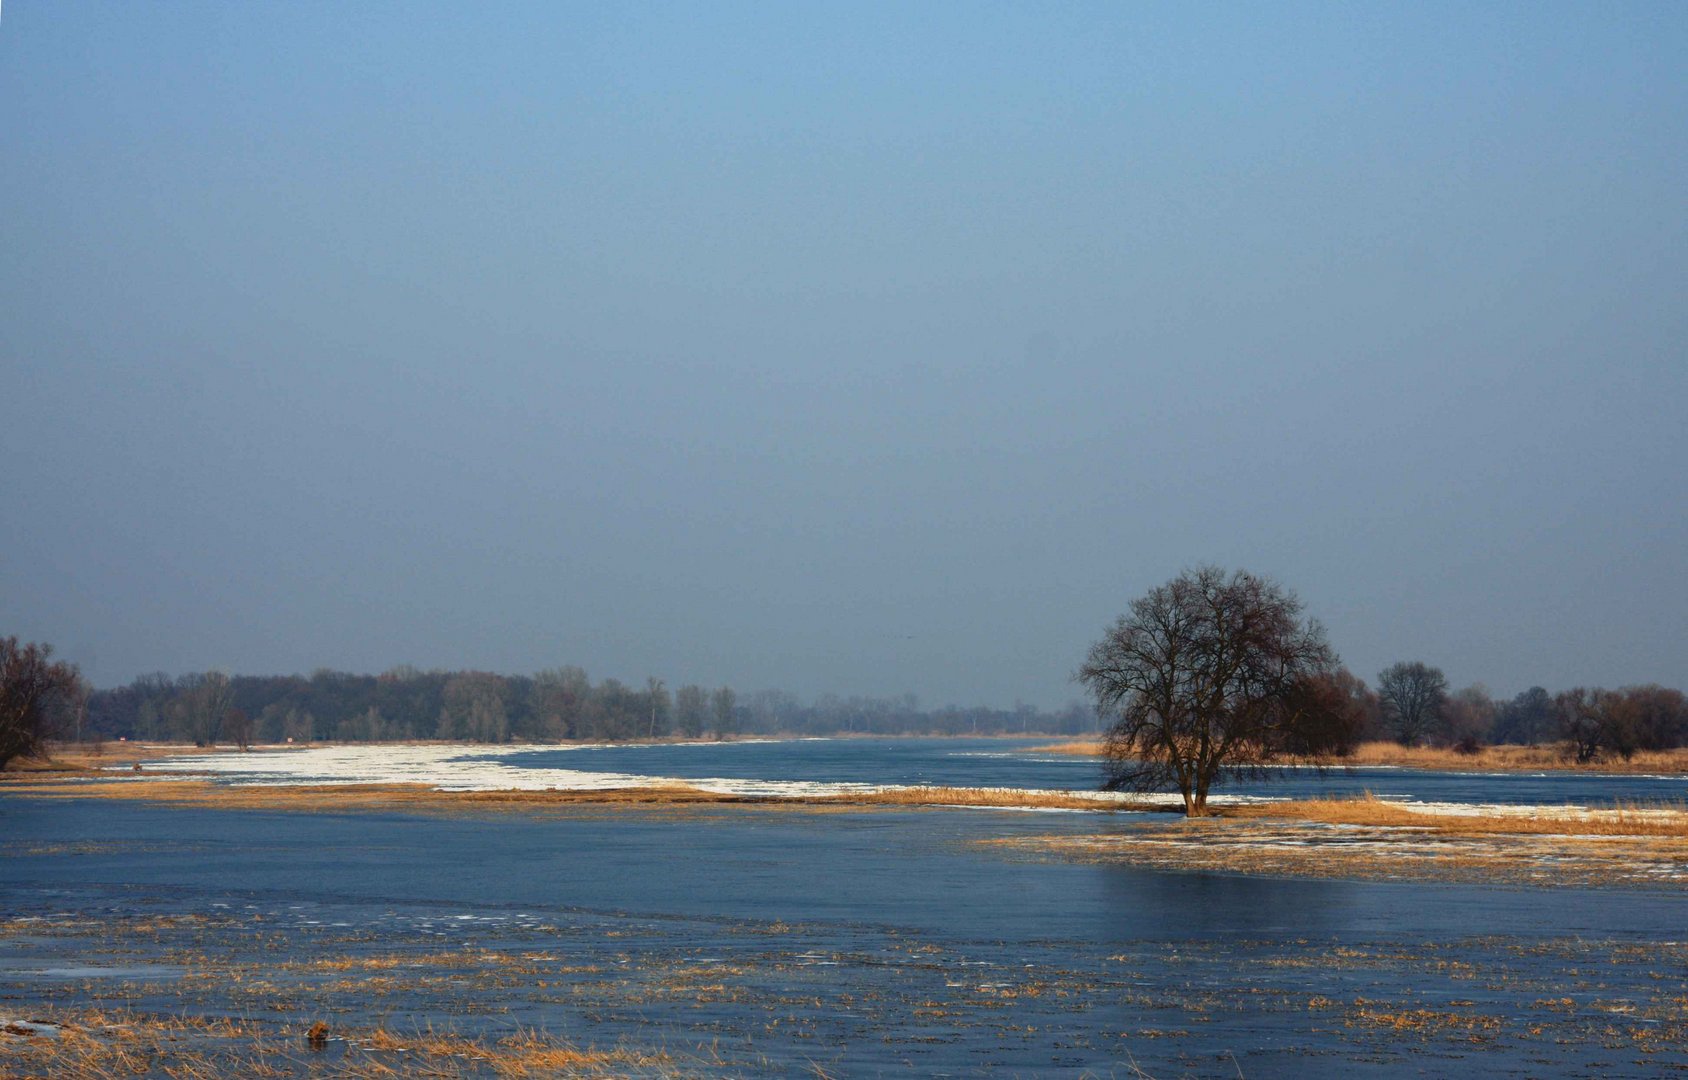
0, 1008, 672, 1079
1025, 739, 1688, 776
833, 785, 1143, 811
1026, 740, 1107, 756
1345, 741, 1688, 774
1231, 793, 1688, 838
0, 778, 760, 812
2, 776, 1156, 815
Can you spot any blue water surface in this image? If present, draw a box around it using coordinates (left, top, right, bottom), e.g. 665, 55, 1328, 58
487, 736, 1688, 806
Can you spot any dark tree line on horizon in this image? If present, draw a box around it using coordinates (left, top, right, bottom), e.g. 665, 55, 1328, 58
76, 664, 1097, 747
1364, 660, 1688, 761
1077, 567, 1688, 817
3, 636, 1684, 763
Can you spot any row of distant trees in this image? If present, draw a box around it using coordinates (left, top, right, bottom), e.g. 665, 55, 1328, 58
0, 637, 87, 769
7, 635, 1682, 762
1361, 660, 1687, 760
80, 665, 1097, 747
1079, 567, 1688, 817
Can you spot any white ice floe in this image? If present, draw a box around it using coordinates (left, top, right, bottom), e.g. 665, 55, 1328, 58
1, 1019, 60, 1038
117, 744, 1156, 804
110, 744, 1680, 823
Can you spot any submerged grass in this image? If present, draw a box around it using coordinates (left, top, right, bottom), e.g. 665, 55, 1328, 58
986, 793, 1688, 889
0, 1008, 672, 1079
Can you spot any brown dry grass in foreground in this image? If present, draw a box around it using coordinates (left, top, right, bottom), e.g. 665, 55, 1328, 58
0, 775, 1157, 816
828, 785, 1145, 811
4, 742, 231, 776
988, 816, 1688, 890
6, 736, 787, 778
1346, 741, 1688, 774
0, 777, 765, 812
1229, 793, 1688, 838
1026, 739, 1688, 775
0, 1008, 668, 1079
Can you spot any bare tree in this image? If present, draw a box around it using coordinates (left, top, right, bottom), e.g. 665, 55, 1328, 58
1, 638, 82, 770
530, 666, 590, 741
1493, 686, 1555, 745
1078, 567, 1352, 817
173, 671, 233, 746
224, 707, 254, 750
1376, 661, 1447, 746
710, 686, 737, 741
1438, 684, 1496, 751
645, 677, 670, 739
438, 673, 509, 742
1555, 685, 1688, 762
1555, 687, 1609, 763
675, 684, 708, 738
1620, 685, 1688, 751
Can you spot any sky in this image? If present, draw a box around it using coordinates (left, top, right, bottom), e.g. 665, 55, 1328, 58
2, 2, 1684, 707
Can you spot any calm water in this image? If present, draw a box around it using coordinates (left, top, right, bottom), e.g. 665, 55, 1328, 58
4, 739, 1687, 1077
490, 736, 1688, 806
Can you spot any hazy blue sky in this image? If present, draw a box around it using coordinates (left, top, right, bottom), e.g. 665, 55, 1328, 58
2, 2, 1683, 706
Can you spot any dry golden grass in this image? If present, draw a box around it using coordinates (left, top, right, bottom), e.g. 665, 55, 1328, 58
1024, 739, 1688, 775
829, 785, 1142, 811
988, 819, 1688, 890
0, 1008, 671, 1079
0, 778, 764, 812
1, 775, 1157, 816
3, 741, 231, 776
1026, 739, 1107, 756
1346, 741, 1688, 775
1229, 793, 1688, 838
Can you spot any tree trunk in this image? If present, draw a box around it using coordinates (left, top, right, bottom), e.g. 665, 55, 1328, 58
1188, 774, 1211, 817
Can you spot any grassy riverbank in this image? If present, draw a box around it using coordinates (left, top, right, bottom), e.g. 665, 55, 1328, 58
1029, 739, 1688, 775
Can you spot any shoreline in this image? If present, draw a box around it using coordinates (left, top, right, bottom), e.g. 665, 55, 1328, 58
0, 776, 1166, 816
7, 771, 1687, 891
1026, 738, 1688, 777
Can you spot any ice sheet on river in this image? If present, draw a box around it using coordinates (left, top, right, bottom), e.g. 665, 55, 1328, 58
127, 743, 1155, 803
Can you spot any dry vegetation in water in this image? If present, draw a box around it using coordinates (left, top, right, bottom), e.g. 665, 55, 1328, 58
0, 777, 772, 813
986, 795, 1688, 889
1026, 739, 1688, 775
1228, 793, 1688, 838
0, 1008, 672, 1079
2, 742, 232, 776
0, 775, 1164, 816
826, 785, 1148, 811
1343, 741, 1688, 774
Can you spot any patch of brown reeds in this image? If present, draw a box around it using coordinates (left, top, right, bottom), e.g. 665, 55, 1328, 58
2, 776, 1162, 816
0, 1008, 673, 1079
1025, 740, 1107, 757
1024, 739, 1688, 776
1, 741, 234, 777
829, 786, 1147, 811
0, 778, 765, 812
1229, 793, 1688, 838
1347, 741, 1688, 774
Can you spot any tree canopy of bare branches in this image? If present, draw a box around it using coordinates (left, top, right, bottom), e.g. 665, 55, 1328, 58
1376, 661, 1448, 746
1078, 567, 1354, 817
1, 637, 83, 770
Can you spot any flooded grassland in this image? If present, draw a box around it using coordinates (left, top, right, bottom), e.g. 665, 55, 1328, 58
4, 739, 1688, 1077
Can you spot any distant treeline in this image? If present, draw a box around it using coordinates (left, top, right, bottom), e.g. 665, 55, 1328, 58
67, 663, 1688, 761
84, 666, 1097, 746
1355, 661, 1688, 761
